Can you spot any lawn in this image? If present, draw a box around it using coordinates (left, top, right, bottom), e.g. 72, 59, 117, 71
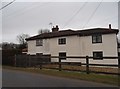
2, 65, 120, 86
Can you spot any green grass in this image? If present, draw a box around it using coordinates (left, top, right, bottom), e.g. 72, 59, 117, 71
2, 66, 119, 86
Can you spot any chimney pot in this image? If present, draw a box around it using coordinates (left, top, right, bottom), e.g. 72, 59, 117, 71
109, 24, 111, 30
52, 25, 59, 32
56, 25, 58, 28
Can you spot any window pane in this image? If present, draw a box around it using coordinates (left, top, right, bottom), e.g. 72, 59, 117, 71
63, 38, 66, 44
92, 36, 96, 43
58, 39, 61, 44
97, 35, 102, 43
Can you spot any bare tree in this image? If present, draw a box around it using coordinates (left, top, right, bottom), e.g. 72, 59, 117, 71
38, 29, 50, 34
17, 33, 30, 49
17, 34, 29, 44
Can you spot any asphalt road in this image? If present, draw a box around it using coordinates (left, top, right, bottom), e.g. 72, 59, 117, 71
2, 69, 118, 87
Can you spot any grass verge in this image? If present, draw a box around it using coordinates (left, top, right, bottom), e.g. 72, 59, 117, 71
2, 65, 119, 86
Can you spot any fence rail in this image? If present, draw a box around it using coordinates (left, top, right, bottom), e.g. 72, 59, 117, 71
15, 55, 120, 75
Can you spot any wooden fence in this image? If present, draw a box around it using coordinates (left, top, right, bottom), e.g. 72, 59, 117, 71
15, 54, 51, 67
15, 55, 120, 75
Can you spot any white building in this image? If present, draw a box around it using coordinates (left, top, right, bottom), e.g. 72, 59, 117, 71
26, 25, 119, 65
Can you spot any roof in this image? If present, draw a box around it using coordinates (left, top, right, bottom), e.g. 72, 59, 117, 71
78, 28, 119, 36
26, 30, 77, 41
26, 28, 119, 41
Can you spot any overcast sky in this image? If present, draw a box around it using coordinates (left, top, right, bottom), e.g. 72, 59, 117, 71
1, 0, 119, 43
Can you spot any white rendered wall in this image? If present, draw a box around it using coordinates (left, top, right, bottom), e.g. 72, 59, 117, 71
27, 34, 118, 64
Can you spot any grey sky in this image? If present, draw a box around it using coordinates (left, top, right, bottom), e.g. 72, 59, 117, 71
2, 0, 119, 43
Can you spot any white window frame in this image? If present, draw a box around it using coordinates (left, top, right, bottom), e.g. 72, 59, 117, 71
36, 39, 43, 46
93, 51, 103, 60
58, 38, 66, 45
92, 34, 102, 43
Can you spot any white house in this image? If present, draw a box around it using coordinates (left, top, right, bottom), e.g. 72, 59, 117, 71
26, 25, 119, 65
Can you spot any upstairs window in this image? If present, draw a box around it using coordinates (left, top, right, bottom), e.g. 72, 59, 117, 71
93, 51, 103, 60
58, 38, 66, 45
92, 34, 102, 43
36, 39, 43, 46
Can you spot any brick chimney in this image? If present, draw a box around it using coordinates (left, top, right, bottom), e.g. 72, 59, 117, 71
52, 25, 59, 32
109, 24, 111, 30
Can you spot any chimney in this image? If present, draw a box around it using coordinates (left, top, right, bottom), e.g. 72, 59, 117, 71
52, 25, 59, 32
109, 24, 111, 30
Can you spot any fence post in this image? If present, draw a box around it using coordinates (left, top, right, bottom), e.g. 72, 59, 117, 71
86, 56, 89, 74
59, 57, 62, 71
28, 54, 31, 67
40, 63, 42, 69
118, 56, 120, 68
25, 54, 27, 67
39, 55, 42, 69
118, 56, 120, 87
14, 54, 16, 67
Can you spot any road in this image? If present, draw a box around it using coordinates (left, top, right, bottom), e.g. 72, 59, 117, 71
2, 69, 118, 87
